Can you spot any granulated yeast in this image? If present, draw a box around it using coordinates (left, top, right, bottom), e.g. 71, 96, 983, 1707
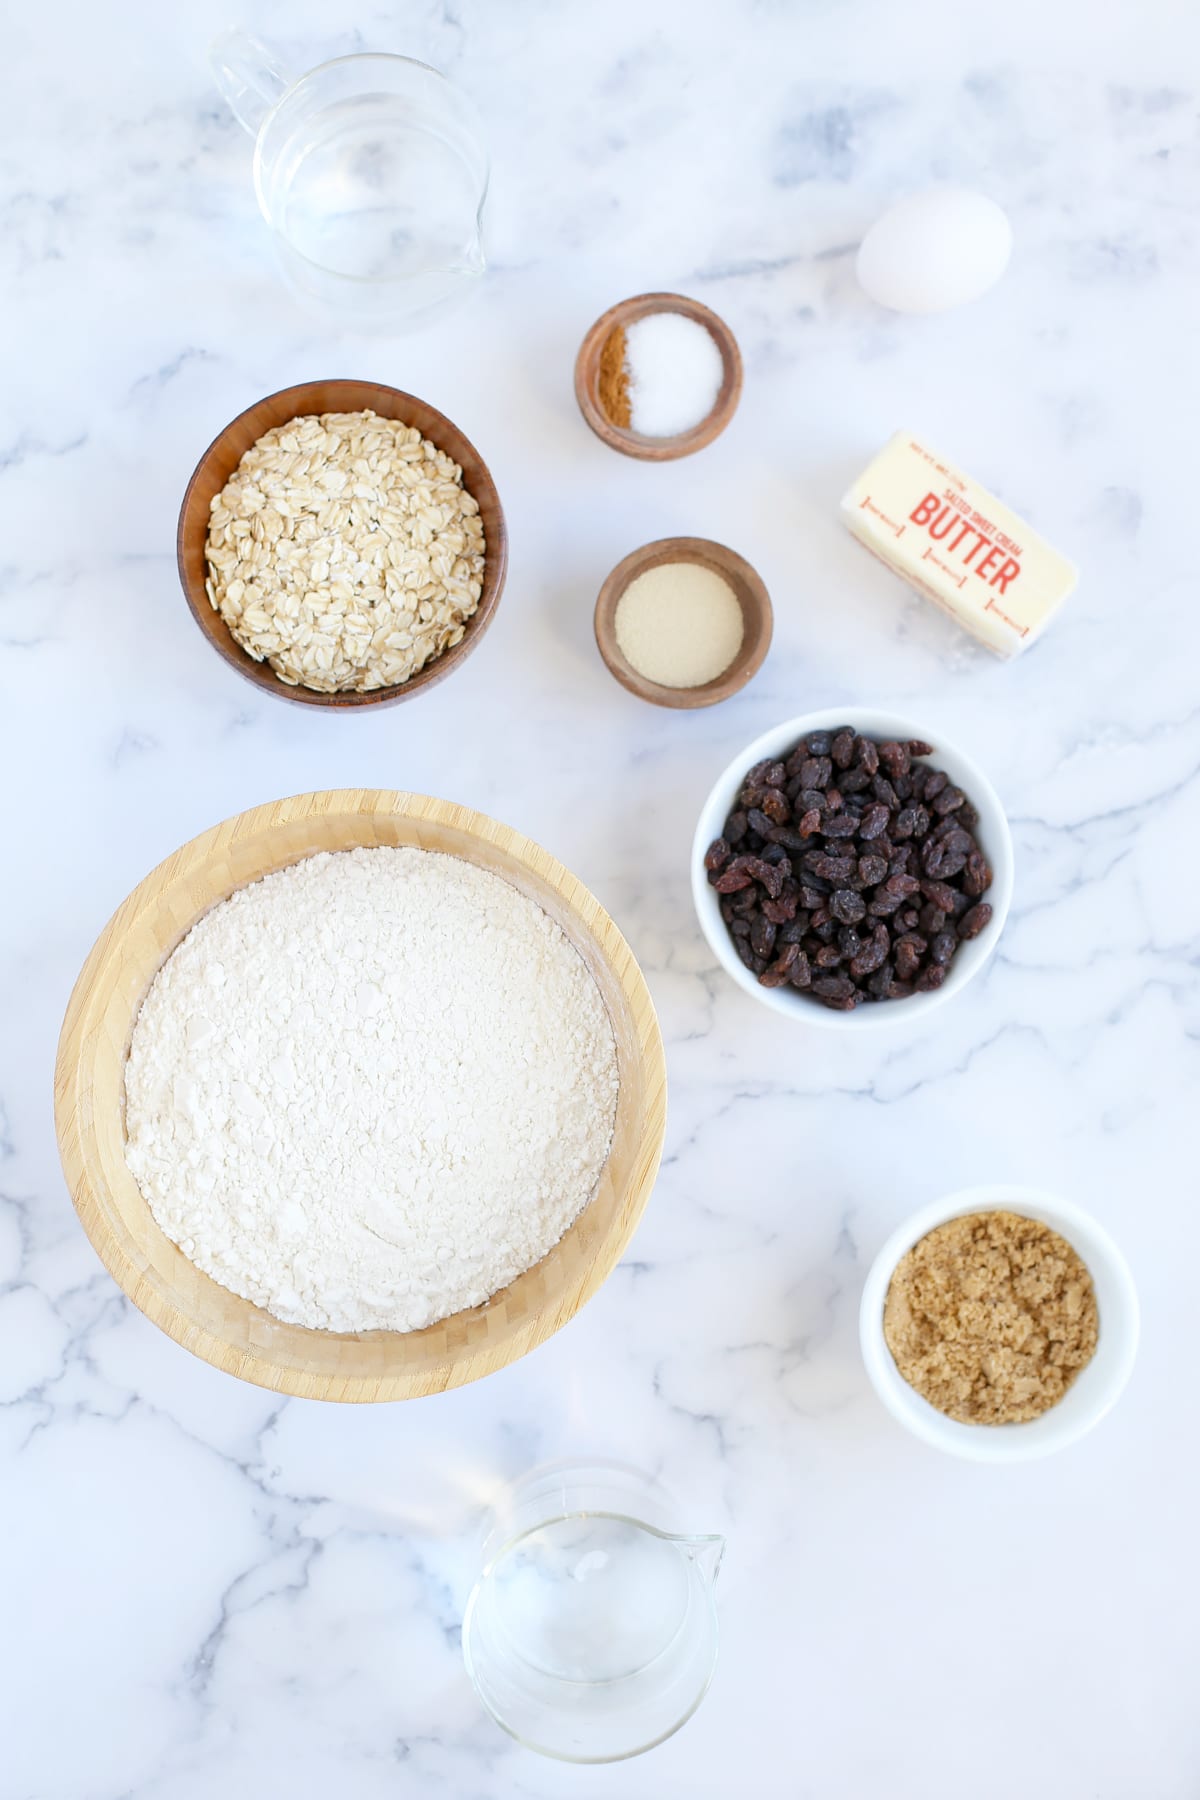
883, 1209, 1098, 1424
124, 848, 619, 1334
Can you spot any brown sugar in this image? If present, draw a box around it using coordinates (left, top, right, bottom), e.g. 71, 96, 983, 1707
883, 1210, 1098, 1425
598, 325, 632, 428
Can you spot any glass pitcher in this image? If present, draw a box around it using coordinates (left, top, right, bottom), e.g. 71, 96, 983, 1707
210, 32, 489, 330
462, 1461, 724, 1763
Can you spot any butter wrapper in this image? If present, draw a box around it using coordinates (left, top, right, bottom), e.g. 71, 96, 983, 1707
841, 432, 1077, 658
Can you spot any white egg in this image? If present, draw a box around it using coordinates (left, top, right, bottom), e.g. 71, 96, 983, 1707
856, 186, 1013, 314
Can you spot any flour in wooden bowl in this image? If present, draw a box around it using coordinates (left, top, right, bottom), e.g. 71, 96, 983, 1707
123, 848, 619, 1333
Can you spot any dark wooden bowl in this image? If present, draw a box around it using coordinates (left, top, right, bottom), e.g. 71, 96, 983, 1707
594, 536, 772, 709
176, 379, 508, 709
574, 293, 743, 461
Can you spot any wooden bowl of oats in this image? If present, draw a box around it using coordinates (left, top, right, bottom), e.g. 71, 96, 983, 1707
176, 380, 508, 709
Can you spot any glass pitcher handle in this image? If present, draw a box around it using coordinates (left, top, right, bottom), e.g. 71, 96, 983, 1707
209, 30, 289, 136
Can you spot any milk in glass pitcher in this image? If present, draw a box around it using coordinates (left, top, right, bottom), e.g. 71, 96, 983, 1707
210, 33, 489, 329
462, 1461, 724, 1762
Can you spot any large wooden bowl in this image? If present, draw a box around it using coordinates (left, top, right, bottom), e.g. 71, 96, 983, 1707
177, 380, 508, 709
54, 792, 666, 1401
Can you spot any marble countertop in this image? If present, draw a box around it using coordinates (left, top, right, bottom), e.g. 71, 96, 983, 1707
4, 1, 1198, 1795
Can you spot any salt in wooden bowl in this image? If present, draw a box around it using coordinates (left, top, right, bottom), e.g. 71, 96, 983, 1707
574, 293, 743, 460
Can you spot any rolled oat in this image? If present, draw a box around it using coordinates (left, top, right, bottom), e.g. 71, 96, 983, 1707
204, 410, 486, 693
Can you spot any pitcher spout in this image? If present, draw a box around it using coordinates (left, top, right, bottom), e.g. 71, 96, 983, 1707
688, 1534, 726, 1587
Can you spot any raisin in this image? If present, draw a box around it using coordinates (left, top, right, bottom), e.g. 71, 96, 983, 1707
838, 767, 873, 794
929, 929, 957, 965
713, 731, 993, 1012
866, 961, 895, 997
850, 928, 890, 978
958, 902, 993, 940
788, 952, 812, 989
879, 740, 911, 779
808, 854, 857, 883
868, 889, 905, 917
813, 973, 854, 1000
920, 878, 958, 913
963, 851, 993, 897
744, 758, 780, 788
894, 934, 927, 980
830, 888, 867, 925
884, 872, 921, 897
750, 917, 777, 959
759, 942, 801, 987
830, 728, 856, 770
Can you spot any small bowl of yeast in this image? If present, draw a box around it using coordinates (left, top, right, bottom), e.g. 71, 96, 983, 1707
593, 536, 772, 709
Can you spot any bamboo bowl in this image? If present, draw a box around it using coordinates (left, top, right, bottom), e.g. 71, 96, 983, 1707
54, 791, 667, 1402
177, 380, 508, 709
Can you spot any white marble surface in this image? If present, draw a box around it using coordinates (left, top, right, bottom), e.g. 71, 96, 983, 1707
4, 1, 1199, 1794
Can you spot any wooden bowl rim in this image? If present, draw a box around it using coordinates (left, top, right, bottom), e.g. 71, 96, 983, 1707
176, 380, 509, 709
594, 535, 773, 710
574, 292, 743, 461
53, 790, 667, 1401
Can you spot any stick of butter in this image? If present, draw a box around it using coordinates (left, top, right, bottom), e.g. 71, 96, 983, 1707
841, 432, 1077, 657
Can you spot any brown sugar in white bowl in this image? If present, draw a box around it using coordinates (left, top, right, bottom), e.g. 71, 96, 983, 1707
53, 790, 667, 1402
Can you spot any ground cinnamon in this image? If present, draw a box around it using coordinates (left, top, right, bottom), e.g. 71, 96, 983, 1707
598, 326, 632, 428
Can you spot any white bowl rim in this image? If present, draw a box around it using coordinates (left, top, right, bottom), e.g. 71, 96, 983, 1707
858, 1185, 1140, 1463
691, 707, 1014, 1029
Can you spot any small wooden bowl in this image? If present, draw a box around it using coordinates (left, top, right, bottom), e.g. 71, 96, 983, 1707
594, 536, 773, 710
54, 791, 667, 1402
574, 293, 743, 460
176, 380, 508, 709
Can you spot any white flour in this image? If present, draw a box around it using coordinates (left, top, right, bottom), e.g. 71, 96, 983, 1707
124, 848, 620, 1333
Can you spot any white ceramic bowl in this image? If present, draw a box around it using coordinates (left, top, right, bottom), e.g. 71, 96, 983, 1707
691, 708, 1014, 1029
859, 1187, 1139, 1462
